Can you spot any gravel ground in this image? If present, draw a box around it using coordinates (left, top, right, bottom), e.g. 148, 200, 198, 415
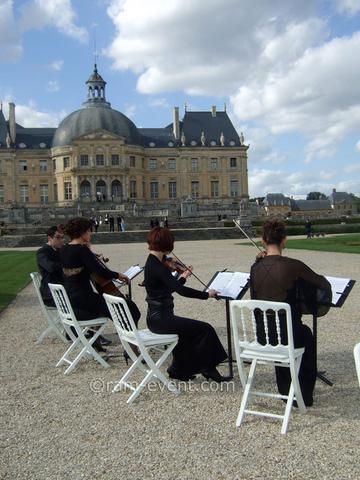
1, 239, 359, 480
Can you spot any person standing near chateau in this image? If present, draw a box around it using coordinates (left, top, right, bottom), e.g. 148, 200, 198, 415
305, 219, 312, 239
250, 219, 331, 406
109, 215, 115, 232
36, 226, 64, 307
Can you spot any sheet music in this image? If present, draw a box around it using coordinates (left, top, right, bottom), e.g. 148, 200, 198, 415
325, 276, 351, 305
113, 265, 143, 287
208, 271, 249, 299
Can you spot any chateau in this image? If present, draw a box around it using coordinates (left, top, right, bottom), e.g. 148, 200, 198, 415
0, 65, 249, 219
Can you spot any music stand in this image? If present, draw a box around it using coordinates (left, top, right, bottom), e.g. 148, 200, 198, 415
113, 264, 144, 300
315, 276, 356, 386
205, 271, 250, 378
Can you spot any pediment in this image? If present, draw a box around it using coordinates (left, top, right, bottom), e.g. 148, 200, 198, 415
75, 129, 124, 142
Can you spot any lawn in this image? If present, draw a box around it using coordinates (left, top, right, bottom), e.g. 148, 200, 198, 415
0, 251, 37, 311
242, 234, 360, 254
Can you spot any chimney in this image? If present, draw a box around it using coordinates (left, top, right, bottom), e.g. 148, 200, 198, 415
211, 105, 216, 117
9, 102, 16, 145
173, 106, 180, 140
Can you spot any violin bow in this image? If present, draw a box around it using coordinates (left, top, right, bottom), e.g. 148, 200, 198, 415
170, 251, 209, 290
233, 218, 263, 252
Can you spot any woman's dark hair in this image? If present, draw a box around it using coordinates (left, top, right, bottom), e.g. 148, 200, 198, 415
64, 217, 92, 240
262, 219, 286, 245
147, 227, 174, 252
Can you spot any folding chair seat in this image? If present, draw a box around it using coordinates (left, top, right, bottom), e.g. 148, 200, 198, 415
104, 293, 180, 404
230, 299, 306, 434
48, 283, 111, 374
30, 272, 67, 344
354, 343, 360, 388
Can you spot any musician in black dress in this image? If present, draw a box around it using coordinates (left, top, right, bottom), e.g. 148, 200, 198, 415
250, 219, 331, 406
61, 218, 140, 325
144, 227, 229, 382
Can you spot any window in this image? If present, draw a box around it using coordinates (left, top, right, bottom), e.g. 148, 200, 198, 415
64, 181, 72, 200
111, 154, 120, 166
211, 181, 219, 197
19, 160, 27, 172
0, 185, 4, 203
191, 181, 199, 198
191, 158, 198, 171
230, 180, 238, 197
96, 154, 104, 166
150, 181, 158, 199
80, 154, 89, 166
167, 158, 176, 170
39, 160, 47, 172
129, 156, 136, 167
19, 185, 29, 202
63, 157, 70, 169
149, 158, 157, 169
230, 157, 237, 168
169, 181, 177, 199
54, 184, 58, 202
130, 180, 137, 198
53, 159, 56, 171
40, 184, 48, 204
210, 158, 218, 170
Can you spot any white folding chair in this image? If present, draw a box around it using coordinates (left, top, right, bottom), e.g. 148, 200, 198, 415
48, 283, 111, 374
104, 293, 180, 404
354, 343, 360, 388
230, 299, 306, 434
30, 272, 68, 344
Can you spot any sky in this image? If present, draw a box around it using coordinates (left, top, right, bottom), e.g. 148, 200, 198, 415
1, 0, 360, 198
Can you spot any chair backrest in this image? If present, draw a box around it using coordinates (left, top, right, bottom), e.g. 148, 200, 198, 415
30, 271, 50, 314
230, 299, 295, 353
103, 293, 139, 340
48, 283, 76, 326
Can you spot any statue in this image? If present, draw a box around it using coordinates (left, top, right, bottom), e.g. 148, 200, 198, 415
181, 131, 186, 147
200, 131, 206, 146
240, 132, 245, 145
220, 132, 225, 146
5, 132, 11, 148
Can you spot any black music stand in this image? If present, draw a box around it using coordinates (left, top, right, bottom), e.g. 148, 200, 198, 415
205, 271, 250, 378
315, 278, 356, 386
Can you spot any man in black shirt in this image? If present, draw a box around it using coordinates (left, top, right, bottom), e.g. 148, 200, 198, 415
36, 226, 64, 307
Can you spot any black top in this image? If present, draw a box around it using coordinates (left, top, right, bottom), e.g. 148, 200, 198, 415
144, 254, 209, 304
250, 255, 332, 323
36, 244, 63, 303
60, 244, 118, 298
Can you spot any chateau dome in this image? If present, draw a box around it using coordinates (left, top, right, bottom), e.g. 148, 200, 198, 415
52, 65, 141, 147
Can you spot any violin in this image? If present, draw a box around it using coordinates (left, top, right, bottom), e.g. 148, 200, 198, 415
162, 256, 188, 274
90, 250, 126, 298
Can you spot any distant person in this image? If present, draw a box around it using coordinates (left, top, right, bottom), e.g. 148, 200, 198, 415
164, 217, 168, 228
159, 218, 164, 228
104, 214, 109, 226
116, 215, 122, 232
305, 219, 312, 239
36, 226, 64, 307
109, 215, 115, 232
93, 217, 99, 233
150, 218, 154, 229
121, 217, 125, 232
154, 218, 160, 227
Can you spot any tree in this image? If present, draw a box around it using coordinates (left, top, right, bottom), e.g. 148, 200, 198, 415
306, 191, 327, 200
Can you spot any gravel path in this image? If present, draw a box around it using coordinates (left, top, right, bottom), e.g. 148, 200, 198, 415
1, 239, 359, 480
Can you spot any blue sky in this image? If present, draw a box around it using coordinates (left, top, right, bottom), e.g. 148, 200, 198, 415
1, 0, 360, 197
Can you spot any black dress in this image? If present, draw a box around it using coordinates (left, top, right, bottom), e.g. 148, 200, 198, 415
144, 254, 227, 378
36, 244, 63, 307
250, 255, 331, 405
60, 244, 140, 323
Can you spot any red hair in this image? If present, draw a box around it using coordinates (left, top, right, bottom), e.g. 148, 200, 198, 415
147, 227, 174, 252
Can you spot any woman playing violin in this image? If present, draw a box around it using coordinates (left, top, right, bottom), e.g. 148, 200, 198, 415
144, 227, 230, 382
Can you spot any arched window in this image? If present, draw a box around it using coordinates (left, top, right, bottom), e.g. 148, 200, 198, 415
80, 180, 91, 198
111, 180, 122, 199
96, 180, 107, 200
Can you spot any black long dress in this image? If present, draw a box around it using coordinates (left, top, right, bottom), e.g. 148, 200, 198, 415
144, 254, 227, 378
60, 244, 140, 323
250, 255, 331, 406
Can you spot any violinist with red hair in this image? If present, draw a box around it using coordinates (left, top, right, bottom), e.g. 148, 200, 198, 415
144, 227, 230, 382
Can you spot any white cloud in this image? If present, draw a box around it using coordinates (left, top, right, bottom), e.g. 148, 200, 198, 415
46, 81, 60, 92
345, 163, 360, 173
48, 60, 64, 71
3, 101, 66, 127
0, 0, 23, 62
148, 97, 169, 108
334, 0, 360, 16
19, 0, 88, 43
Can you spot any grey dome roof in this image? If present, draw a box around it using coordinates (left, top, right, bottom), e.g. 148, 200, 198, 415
52, 104, 141, 147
